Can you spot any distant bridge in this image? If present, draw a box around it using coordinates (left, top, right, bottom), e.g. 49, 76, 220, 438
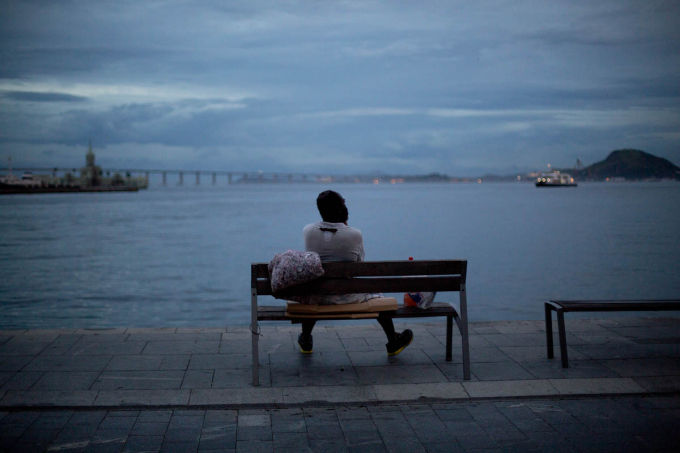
2, 167, 381, 185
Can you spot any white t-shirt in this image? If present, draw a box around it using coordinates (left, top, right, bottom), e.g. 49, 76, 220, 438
302, 221, 375, 305
303, 222, 365, 262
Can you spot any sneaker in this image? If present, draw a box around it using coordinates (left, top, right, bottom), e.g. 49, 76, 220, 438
298, 333, 313, 354
386, 329, 413, 356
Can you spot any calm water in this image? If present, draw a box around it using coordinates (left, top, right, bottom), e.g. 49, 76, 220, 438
1, 182, 679, 328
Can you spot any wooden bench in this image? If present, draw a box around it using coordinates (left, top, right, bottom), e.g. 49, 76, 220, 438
545, 299, 680, 368
251, 260, 470, 385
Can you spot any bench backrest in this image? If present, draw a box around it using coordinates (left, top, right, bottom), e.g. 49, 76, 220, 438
251, 259, 467, 297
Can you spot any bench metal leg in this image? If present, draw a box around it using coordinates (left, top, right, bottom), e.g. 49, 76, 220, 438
446, 315, 452, 361
460, 286, 471, 380
545, 303, 554, 359
251, 289, 260, 386
557, 309, 569, 368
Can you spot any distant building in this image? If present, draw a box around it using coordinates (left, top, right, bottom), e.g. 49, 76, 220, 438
80, 142, 103, 186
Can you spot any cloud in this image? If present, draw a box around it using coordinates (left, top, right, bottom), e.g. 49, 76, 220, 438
2, 90, 87, 102
1, 0, 679, 174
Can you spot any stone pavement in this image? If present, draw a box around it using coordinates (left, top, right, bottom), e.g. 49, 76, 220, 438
1, 396, 678, 452
1, 317, 679, 407
0, 317, 679, 451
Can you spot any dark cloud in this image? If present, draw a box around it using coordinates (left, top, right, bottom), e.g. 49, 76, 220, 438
3, 90, 87, 102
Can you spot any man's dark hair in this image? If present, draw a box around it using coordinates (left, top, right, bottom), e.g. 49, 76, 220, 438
316, 190, 348, 223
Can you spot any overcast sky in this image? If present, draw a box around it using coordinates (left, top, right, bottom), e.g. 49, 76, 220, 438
1, 0, 679, 176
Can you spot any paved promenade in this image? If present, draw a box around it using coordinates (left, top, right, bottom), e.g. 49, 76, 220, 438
1, 316, 679, 451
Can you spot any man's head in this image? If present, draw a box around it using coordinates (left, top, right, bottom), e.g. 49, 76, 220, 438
316, 190, 348, 223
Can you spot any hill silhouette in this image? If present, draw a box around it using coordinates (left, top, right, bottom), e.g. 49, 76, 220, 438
575, 149, 680, 180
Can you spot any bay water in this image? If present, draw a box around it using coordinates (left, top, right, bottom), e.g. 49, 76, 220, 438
1, 182, 679, 329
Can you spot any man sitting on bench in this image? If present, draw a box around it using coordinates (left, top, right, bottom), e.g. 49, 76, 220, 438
298, 190, 413, 356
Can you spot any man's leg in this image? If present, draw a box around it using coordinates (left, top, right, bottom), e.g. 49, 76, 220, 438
298, 320, 315, 353
378, 312, 413, 356
377, 312, 397, 342
302, 320, 316, 336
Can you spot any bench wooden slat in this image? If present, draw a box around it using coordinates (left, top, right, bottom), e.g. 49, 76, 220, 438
253, 260, 466, 279
257, 302, 458, 321
259, 276, 464, 297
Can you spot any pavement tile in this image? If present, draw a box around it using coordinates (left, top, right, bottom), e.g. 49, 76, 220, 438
0, 355, 34, 372
271, 350, 353, 368
75, 329, 127, 337
0, 338, 50, 356
342, 427, 382, 446
521, 359, 622, 379
236, 425, 271, 441
382, 436, 427, 453
549, 377, 646, 395
470, 361, 534, 381
0, 371, 43, 391
190, 353, 252, 370
463, 379, 557, 398
94, 389, 190, 406
1, 390, 97, 407
526, 401, 580, 426
66, 410, 107, 427
235, 439, 273, 452
372, 418, 416, 439
161, 439, 200, 452
92, 370, 185, 390
633, 375, 680, 393
24, 355, 113, 372
501, 345, 588, 362
306, 422, 344, 440
175, 328, 224, 338
199, 428, 236, 451
143, 340, 220, 355
164, 426, 202, 442
270, 409, 305, 433
282, 384, 377, 404
483, 333, 548, 347
340, 337, 371, 351
182, 370, 215, 389
575, 343, 678, 360
432, 362, 465, 381
189, 388, 283, 406
160, 355, 191, 370
271, 365, 359, 387
32, 371, 99, 391
602, 357, 680, 376
68, 340, 146, 356
213, 368, 269, 388
468, 346, 511, 362
374, 382, 467, 401
272, 431, 310, 449
105, 355, 163, 371
356, 364, 447, 385
347, 349, 431, 368
124, 434, 164, 452
131, 421, 168, 436
421, 440, 465, 452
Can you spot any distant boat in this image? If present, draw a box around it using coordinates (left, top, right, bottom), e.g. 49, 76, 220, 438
535, 171, 577, 187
